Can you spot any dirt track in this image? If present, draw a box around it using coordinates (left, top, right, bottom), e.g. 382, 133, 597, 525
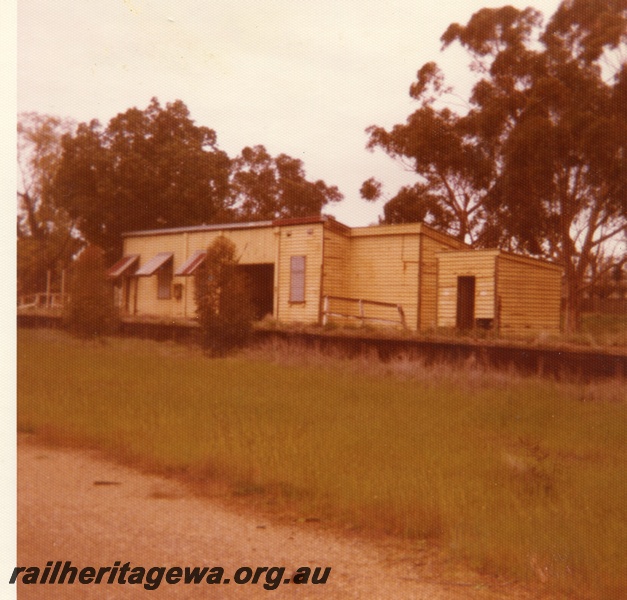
17, 435, 536, 599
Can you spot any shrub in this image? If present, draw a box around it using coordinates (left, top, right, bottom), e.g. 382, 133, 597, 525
63, 245, 119, 339
194, 237, 254, 355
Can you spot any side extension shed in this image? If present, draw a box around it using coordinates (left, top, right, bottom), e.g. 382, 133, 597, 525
437, 249, 562, 333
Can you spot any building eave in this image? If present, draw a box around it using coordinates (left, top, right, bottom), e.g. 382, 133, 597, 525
122, 220, 275, 238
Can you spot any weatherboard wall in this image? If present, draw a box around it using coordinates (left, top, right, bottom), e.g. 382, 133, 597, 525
118, 219, 561, 333
123, 232, 186, 318
347, 224, 421, 328
418, 228, 467, 330
321, 225, 351, 299
496, 253, 562, 333
177, 226, 276, 319
436, 250, 499, 329
436, 249, 562, 333
275, 222, 325, 325
123, 225, 277, 320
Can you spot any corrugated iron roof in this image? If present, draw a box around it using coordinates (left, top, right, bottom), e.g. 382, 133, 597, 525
272, 215, 351, 234
175, 250, 207, 276
107, 254, 139, 278
122, 220, 274, 237
120, 216, 354, 238
135, 252, 173, 276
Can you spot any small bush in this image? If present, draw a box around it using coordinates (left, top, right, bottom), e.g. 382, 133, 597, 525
63, 245, 119, 339
194, 237, 254, 356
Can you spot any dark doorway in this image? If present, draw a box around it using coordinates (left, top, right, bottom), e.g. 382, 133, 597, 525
456, 276, 476, 330
238, 264, 274, 320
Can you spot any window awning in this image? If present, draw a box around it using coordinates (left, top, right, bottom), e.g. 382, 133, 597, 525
135, 252, 173, 276
174, 250, 207, 276
107, 254, 139, 278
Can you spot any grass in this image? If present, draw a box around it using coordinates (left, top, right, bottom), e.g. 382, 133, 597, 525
577, 313, 627, 347
18, 328, 627, 599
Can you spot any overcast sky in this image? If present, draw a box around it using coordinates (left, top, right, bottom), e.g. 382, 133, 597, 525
18, 0, 562, 226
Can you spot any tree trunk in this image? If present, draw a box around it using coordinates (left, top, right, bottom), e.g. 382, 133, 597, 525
563, 282, 582, 334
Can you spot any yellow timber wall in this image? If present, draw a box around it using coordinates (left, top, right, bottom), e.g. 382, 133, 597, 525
437, 250, 499, 328
321, 225, 351, 298
345, 224, 465, 330
121, 220, 468, 330
347, 224, 421, 328
437, 249, 562, 333
419, 228, 466, 330
496, 253, 562, 333
123, 232, 186, 319
123, 225, 276, 320
274, 222, 325, 325
119, 219, 560, 333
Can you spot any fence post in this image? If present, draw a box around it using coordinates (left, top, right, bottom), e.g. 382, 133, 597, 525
359, 299, 364, 326
398, 305, 407, 329
322, 295, 329, 326
46, 270, 52, 308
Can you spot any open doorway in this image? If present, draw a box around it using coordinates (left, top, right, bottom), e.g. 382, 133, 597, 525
238, 264, 274, 320
456, 276, 476, 330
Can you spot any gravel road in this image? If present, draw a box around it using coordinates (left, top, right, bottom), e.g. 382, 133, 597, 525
17, 435, 535, 599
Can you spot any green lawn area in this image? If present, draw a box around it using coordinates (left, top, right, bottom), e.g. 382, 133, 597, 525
18, 328, 627, 599
579, 313, 627, 343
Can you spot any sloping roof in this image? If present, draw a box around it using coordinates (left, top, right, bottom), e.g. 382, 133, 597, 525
437, 248, 562, 271
122, 220, 274, 237
107, 254, 139, 278
174, 250, 206, 276
135, 252, 173, 276
120, 216, 349, 237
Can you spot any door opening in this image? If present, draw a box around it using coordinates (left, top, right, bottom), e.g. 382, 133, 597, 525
238, 264, 274, 320
456, 276, 476, 330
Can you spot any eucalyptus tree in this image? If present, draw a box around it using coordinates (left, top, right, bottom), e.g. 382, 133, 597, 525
365, 1, 626, 329
17, 112, 80, 295
363, 61, 492, 245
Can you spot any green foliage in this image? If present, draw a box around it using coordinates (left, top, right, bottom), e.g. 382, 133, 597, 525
365, 2, 627, 330
17, 112, 81, 295
230, 144, 343, 220
17, 233, 78, 299
49, 101, 345, 264
365, 72, 492, 244
53, 98, 233, 262
63, 245, 119, 338
194, 237, 254, 355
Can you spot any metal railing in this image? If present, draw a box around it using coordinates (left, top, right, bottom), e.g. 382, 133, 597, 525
322, 295, 407, 329
18, 293, 68, 311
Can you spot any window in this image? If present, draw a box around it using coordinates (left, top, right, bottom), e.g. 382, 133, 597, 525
290, 255, 306, 303
157, 260, 173, 299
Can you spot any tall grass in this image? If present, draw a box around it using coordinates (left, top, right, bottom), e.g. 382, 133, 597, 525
18, 329, 627, 598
